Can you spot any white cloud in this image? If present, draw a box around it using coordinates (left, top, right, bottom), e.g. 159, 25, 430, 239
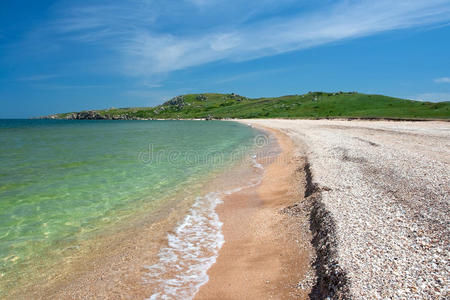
434, 77, 450, 83
210, 33, 241, 51
26, 0, 450, 77
411, 93, 450, 102
119, 0, 450, 75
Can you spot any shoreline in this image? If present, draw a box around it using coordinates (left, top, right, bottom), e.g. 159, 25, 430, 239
195, 125, 314, 299
36, 116, 450, 122
143, 151, 267, 299
3, 157, 244, 298
6, 119, 447, 298
11, 122, 334, 299
4, 123, 273, 299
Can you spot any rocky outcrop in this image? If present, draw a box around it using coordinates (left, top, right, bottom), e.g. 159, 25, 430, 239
41, 111, 134, 120
163, 96, 185, 109
196, 94, 207, 101
228, 93, 246, 102
75, 111, 107, 120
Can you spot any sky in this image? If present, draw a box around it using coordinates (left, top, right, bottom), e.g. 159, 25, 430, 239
1, 0, 450, 118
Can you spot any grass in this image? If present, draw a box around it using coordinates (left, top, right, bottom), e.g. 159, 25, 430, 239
50, 92, 450, 120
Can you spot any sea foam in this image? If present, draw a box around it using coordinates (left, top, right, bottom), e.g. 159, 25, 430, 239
144, 155, 264, 299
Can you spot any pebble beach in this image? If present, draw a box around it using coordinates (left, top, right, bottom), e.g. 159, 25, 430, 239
242, 119, 449, 299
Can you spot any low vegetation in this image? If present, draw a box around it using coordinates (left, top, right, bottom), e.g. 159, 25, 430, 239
49, 92, 450, 120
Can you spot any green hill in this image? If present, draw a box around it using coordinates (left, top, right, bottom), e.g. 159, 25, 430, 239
45, 92, 450, 120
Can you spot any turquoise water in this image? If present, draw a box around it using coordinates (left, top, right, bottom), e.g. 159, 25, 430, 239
0, 119, 258, 291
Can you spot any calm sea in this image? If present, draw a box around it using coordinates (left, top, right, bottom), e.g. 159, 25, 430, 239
0, 119, 259, 296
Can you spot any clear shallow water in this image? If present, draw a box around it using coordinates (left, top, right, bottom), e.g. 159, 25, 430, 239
0, 119, 258, 293
144, 154, 265, 300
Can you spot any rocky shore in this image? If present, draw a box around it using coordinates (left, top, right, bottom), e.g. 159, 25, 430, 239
38, 110, 218, 120
39, 111, 143, 120
242, 119, 449, 299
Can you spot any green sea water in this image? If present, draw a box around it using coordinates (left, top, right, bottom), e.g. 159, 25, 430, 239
0, 119, 258, 294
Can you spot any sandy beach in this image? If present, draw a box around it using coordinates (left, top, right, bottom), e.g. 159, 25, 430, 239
196, 127, 313, 299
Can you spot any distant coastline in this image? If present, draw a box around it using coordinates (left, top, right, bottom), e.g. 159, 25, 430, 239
37, 92, 450, 120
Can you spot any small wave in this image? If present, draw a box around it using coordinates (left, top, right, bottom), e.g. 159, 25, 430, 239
144, 154, 264, 300
144, 192, 224, 300
251, 154, 264, 170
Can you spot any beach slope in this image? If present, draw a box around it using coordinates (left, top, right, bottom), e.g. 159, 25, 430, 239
237, 119, 449, 299
196, 127, 314, 299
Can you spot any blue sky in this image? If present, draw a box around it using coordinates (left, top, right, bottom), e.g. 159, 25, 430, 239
1, 0, 450, 118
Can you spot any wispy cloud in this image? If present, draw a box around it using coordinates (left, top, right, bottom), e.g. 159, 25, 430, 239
50, 2, 158, 42
434, 77, 450, 83
187, 0, 218, 7
411, 92, 450, 102
19, 74, 60, 81
141, 82, 163, 88
19, 0, 450, 78
120, 0, 450, 75
31, 83, 108, 90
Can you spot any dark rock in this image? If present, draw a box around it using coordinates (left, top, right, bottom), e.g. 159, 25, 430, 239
163, 96, 185, 109
196, 94, 207, 101
74, 111, 108, 120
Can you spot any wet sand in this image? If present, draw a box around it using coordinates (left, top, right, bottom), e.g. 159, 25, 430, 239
196, 127, 313, 299
12, 190, 198, 299
8, 167, 251, 298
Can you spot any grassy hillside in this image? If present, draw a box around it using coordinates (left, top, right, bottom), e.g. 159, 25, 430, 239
50, 92, 450, 120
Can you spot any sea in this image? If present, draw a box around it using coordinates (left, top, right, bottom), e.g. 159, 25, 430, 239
0, 119, 264, 298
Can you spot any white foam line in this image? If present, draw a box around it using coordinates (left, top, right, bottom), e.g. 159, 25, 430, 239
143, 155, 264, 300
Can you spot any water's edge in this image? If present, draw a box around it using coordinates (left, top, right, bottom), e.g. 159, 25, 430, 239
0, 120, 261, 298
144, 154, 265, 299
